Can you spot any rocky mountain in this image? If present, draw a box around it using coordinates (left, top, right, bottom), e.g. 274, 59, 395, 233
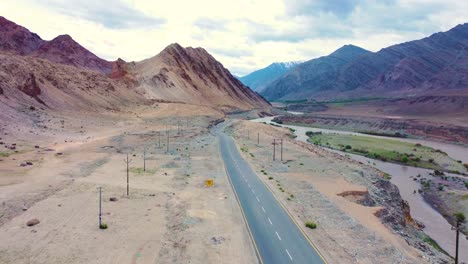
261, 45, 370, 100
239, 61, 301, 92
0, 16, 112, 74
132, 43, 269, 110
0, 16, 44, 55
0, 16, 268, 113
262, 24, 468, 101
31, 34, 113, 74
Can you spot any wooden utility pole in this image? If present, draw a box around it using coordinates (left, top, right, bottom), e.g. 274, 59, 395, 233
97, 187, 102, 228
280, 138, 283, 161
124, 154, 132, 196
166, 129, 169, 152
453, 213, 466, 264
143, 147, 146, 172
257, 132, 260, 145
248, 129, 250, 140
273, 139, 276, 161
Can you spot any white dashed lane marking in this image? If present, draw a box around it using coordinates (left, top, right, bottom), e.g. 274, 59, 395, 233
275, 231, 282, 241
286, 249, 293, 261
262, 207, 266, 213
268, 218, 273, 225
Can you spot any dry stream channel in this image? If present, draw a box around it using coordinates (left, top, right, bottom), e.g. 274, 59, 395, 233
252, 114, 468, 262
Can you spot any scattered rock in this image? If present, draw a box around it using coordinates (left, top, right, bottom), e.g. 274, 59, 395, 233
26, 218, 40, 226
109, 197, 118, 202
34, 145, 40, 148
26, 161, 33, 166
56, 152, 63, 156
210, 236, 225, 245
20, 162, 27, 167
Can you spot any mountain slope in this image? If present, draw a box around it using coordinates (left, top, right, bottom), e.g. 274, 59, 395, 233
132, 43, 269, 110
31, 34, 113, 74
261, 45, 370, 100
0, 16, 44, 55
239, 61, 301, 92
0, 16, 112, 74
0, 17, 269, 112
262, 24, 468, 101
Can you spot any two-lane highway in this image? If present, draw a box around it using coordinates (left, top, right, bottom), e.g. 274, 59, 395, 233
217, 130, 326, 264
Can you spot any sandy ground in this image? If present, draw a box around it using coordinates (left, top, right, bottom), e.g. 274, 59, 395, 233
229, 120, 447, 264
0, 103, 257, 264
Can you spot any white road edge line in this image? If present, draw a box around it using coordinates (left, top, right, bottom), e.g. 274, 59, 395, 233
256, 196, 260, 202
262, 207, 266, 213
275, 231, 282, 241
286, 249, 293, 261
268, 218, 272, 225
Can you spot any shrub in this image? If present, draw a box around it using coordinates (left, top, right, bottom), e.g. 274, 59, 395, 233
299, 163, 304, 166
401, 156, 409, 163
464, 163, 468, 170
415, 143, 422, 147
305, 221, 317, 229
100, 223, 108, 229
428, 158, 434, 163
268, 176, 273, 180
454, 212, 466, 224
345, 145, 352, 150
438, 186, 444, 191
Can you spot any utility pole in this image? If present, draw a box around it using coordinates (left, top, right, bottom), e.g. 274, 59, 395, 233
97, 186, 102, 228
124, 154, 132, 196
453, 212, 466, 264
247, 129, 250, 140
143, 147, 146, 172
257, 132, 260, 145
166, 129, 169, 152
273, 139, 276, 161
280, 138, 283, 161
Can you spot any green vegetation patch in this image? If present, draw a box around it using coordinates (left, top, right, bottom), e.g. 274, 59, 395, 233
307, 133, 465, 173
0, 152, 10, 157
305, 221, 317, 229
129, 167, 157, 175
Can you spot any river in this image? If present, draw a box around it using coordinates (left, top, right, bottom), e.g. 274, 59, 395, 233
251, 115, 468, 262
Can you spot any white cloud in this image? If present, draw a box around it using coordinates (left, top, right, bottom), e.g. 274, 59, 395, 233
0, 0, 465, 76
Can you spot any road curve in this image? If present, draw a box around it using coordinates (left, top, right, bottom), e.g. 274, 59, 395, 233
216, 129, 326, 264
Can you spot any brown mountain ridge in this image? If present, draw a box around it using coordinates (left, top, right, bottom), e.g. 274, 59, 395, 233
0, 16, 269, 114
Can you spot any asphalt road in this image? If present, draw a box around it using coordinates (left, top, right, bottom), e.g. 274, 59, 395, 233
217, 130, 326, 264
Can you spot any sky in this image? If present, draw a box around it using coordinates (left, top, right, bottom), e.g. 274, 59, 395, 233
1, 0, 467, 76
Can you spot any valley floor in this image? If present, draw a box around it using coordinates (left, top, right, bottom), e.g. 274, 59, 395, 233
0, 103, 257, 264
0, 102, 458, 264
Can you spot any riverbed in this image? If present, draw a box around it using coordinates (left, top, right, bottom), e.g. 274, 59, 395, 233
251, 115, 468, 262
